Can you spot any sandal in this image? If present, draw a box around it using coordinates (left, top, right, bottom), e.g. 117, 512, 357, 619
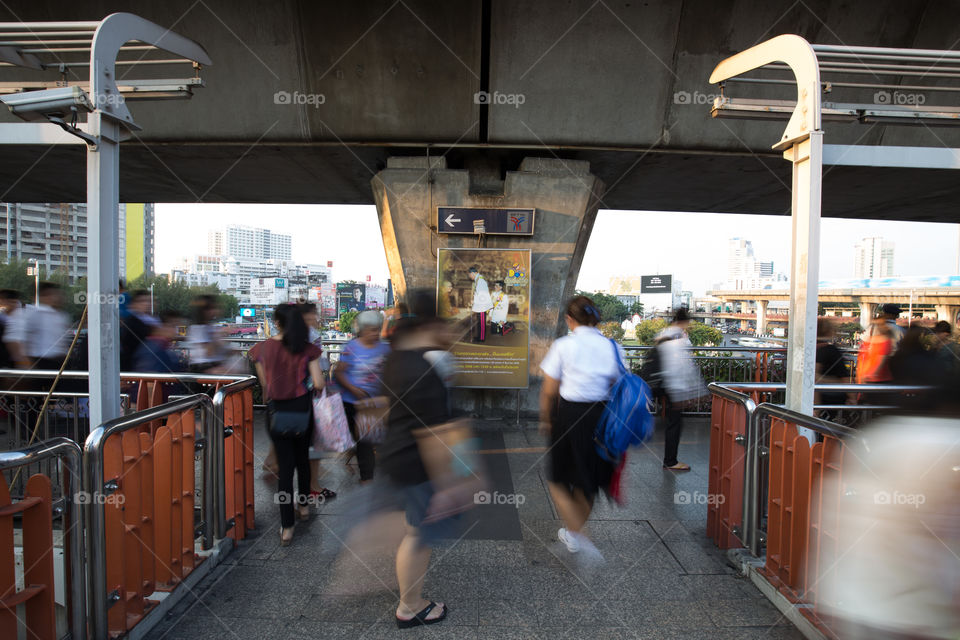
261, 463, 278, 476
396, 602, 447, 629
310, 488, 337, 501
663, 462, 692, 471
279, 526, 294, 546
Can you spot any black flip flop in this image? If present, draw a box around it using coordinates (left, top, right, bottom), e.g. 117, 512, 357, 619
396, 602, 447, 629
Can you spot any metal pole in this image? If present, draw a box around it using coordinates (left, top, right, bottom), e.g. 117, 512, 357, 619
4, 202, 9, 263
784, 132, 823, 442
86, 110, 122, 429
150, 282, 154, 315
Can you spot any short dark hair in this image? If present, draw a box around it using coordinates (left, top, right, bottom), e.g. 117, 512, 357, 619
37, 281, 60, 296
468, 266, 478, 273
566, 295, 601, 327
495, 280, 505, 288
673, 307, 691, 323
298, 302, 317, 314
934, 320, 952, 335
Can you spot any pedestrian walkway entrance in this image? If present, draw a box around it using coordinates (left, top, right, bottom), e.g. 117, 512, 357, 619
145, 416, 803, 639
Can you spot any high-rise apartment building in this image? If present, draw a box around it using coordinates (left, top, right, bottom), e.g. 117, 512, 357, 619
0, 202, 154, 282
854, 237, 895, 279
207, 225, 292, 261
726, 237, 782, 289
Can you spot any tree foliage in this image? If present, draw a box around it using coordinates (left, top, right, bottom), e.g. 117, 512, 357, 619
628, 301, 644, 316
687, 322, 723, 346
598, 321, 625, 341
574, 290, 629, 323
634, 318, 668, 345
338, 310, 359, 333
127, 274, 239, 320
633, 318, 722, 347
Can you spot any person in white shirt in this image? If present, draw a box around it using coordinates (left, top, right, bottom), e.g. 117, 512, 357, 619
489, 280, 509, 335
4, 282, 71, 370
655, 308, 705, 471
468, 266, 493, 343
539, 295, 625, 559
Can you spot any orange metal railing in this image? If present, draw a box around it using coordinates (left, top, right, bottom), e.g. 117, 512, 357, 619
0, 438, 84, 640
214, 380, 257, 542
85, 394, 214, 639
706, 386, 760, 550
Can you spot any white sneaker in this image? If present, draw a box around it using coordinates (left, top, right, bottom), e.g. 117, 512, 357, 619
573, 532, 605, 564
558, 527, 580, 553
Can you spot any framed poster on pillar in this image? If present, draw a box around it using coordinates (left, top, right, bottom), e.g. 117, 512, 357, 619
437, 248, 531, 389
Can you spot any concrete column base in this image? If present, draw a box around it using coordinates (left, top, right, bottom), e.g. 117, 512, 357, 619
858, 302, 876, 330
935, 304, 960, 325
372, 156, 605, 415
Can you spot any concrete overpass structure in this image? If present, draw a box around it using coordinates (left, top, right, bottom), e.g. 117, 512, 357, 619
3, 0, 960, 220
709, 288, 960, 333
4, 1, 960, 413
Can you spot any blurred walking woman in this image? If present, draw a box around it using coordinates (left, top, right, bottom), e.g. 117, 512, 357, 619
249, 304, 325, 546
539, 295, 624, 558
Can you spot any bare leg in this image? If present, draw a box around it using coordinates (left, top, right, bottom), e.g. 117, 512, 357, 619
262, 443, 278, 474
395, 526, 444, 620
549, 482, 592, 533
310, 458, 324, 492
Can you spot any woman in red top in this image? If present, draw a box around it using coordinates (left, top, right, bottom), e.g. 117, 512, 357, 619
249, 304, 325, 545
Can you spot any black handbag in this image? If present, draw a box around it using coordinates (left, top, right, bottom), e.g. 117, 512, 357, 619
268, 402, 311, 439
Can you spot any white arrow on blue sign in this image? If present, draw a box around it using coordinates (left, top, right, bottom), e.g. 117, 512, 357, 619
436, 207, 535, 235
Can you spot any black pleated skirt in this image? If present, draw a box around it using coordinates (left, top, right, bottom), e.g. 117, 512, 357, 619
548, 397, 614, 499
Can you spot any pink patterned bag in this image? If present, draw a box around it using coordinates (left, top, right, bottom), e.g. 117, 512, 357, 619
312, 389, 355, 452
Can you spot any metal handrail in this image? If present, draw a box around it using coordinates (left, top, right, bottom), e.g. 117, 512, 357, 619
83, 394, 214, 640
709, 381, 934, 556
0, 369, 251, 382
211, 376, 259, 540
0, 437, 84, 640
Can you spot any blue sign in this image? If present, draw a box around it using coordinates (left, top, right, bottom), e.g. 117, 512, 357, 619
240, 307, 256, 317
437, 207, 534, 235
274, 278, 285, 288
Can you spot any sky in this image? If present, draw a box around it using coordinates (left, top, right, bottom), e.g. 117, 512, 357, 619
155, 204, 959, 296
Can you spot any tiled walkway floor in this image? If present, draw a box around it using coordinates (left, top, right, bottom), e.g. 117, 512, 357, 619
145, 416, 804, 640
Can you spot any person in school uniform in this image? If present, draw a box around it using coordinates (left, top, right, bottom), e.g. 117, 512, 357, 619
539, 295, 625, 560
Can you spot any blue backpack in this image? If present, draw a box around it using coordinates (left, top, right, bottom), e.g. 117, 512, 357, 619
595, 339, 655, 462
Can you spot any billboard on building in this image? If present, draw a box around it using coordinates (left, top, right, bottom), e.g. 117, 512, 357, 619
437, 248, 531, 389
320, 282, 336, 318
337, 282, 366, 313
641, 274, 672, 293
365, 285, 386, 309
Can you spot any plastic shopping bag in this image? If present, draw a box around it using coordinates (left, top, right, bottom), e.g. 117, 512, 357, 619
353, 395, 390, 443
313, 389, 355, 452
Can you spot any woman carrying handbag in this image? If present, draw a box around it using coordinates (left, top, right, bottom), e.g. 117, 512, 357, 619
249, 303, 325, 546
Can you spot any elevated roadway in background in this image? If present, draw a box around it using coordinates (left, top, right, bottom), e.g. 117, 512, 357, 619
3, 0, 960, 222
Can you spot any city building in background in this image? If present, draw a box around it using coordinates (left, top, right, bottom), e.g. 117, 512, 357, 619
724, 237, 786, 289
120, 203, 155, 282
0, 202, 154, 283
854, 236, 895, 279
207, 224, 291, 261
609, 274, 682, 313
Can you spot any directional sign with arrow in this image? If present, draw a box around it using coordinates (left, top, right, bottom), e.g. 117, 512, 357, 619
436, 207, 535, 235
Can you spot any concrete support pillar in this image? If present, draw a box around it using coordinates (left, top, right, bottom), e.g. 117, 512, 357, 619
372, 156, 604, 414
935, 304, 959, 325
740, 319, 750, 332
755, 299, 768, 336
858, 302, 876, 330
